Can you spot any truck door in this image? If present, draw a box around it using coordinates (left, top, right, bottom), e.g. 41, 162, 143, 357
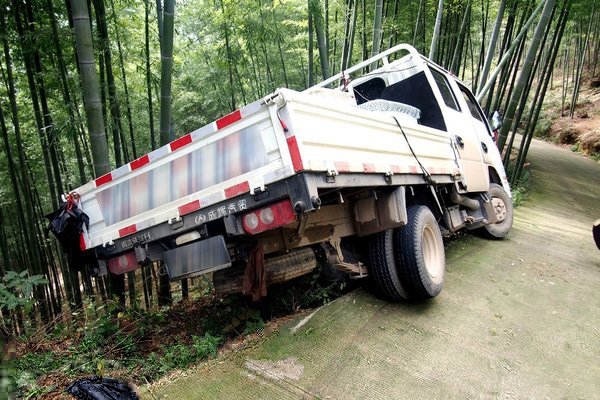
427, 67, 489, 192
454, 82, 498, 166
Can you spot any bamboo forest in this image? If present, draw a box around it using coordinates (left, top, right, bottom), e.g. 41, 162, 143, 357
2, 0, 600, 397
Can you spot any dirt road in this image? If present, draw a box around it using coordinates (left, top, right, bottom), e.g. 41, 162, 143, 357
142, 138, 600, 399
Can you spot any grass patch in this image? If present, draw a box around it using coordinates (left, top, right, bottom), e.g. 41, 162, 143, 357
533, 113, 555, 140
12, 265, 352, 398
506, 161, 534, 208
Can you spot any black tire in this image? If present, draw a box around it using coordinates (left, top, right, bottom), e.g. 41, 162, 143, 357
394, 205, 445, 299
368, 229, 409, 301
478, 183, 513, 240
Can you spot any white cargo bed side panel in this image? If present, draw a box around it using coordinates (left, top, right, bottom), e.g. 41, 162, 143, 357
284, 93, 459, 176
81, 104, 295, 248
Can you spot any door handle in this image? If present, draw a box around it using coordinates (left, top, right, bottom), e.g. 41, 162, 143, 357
455, 136, 464, 149
481, 142, 488, 153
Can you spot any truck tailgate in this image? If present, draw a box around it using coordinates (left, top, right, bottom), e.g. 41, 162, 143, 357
79, 99, 294, 249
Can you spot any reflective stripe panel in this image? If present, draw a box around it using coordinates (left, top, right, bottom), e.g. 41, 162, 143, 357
286, 136, 303, 172
95, 173, 113, 187
224, 181, 250, 199
363, 163, 376, 173
334, 161, 350, 172
216, 110, 242, 130
178, 200, 201, 216
118, 224, 137, 237
130, 154, 150, 170
170, 133, 192, 152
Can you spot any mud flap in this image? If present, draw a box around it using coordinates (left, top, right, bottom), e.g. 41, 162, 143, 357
163, 235, 231, 281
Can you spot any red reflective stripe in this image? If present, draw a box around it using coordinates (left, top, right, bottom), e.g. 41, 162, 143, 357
391, 165, 401, 174
286, 136, 303, 172
178, 199, 201, 216
409, 166, 419, 174
119, 224, 137, 237
79, 233, 86, 251
130, 154, 150, 170
363, 163, 376, 173
334, 161, 349, 172
170, 134, 192, 151
216, 110, 242, 130
95, 172, 112, 187
225, 181, 250, 199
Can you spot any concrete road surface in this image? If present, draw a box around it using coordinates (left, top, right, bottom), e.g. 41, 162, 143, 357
142, 139, 600, 399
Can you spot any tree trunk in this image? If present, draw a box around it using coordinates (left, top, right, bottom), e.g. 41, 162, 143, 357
503, 1, 557, 164
513, 0, 570, 182
271, 7, 290, 87
158, 0, 175, 306
46, 0, 86, 185
478, 0, 506, 94
388, 0, 400, 51
475, 0, 546, 102
497, 0, 557, 152
361, 0, 367, 63
450, 3, 471, 75
94, 0, 126, 166
347, 0, 358, 67
159, 0, 175, 144
13, 4, 59, 211
220, 0, 236, 111
429, 0, 444, 61
340, 0, 354, 71
413, 0, 424, 48
145, 0, 156, 150
308, 7, 314, 87
569, 9, 594, 118
71, 0, 111, 177
371, 0, 384, 59
1, 13, 50, 325
24, 0, 64, 204
109, 0, 137, 159
324, 0, 329, 65
310, 0, 330, 80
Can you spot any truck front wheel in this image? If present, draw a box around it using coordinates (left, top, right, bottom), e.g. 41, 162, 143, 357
478, 183, 513, 239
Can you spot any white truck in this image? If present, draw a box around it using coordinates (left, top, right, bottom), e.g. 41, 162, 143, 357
66, 44, 513, 301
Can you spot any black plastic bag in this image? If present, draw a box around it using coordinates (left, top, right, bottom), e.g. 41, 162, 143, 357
66, 376, 139, 400
46, 197, 91, 271
46, 201, 89, 246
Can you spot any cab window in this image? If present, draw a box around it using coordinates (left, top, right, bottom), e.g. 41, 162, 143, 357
429, 67, 460, 112
458, 84, 484, 122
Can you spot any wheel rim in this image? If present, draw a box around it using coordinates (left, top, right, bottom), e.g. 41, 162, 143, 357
491, 196, 507, 223
422, 224, 444, 285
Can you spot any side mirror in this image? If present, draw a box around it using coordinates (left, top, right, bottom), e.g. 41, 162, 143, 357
490, 111, 503, 131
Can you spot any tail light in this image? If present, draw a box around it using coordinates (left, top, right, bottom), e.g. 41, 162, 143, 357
107, 251, 139, 275
242, 199, 297, 235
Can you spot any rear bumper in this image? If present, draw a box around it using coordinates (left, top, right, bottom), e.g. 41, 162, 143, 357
95, 173, 320, 261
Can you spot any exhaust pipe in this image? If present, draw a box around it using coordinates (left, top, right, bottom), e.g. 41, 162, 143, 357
450, 190, 480, 211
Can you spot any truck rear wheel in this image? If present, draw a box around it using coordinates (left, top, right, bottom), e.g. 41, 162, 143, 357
368, 229, 409, 301
478, 183, 513, 239
394, 205, 445, 299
